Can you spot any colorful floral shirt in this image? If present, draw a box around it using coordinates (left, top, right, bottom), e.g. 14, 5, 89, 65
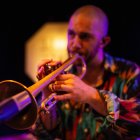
33, 53, 140, 140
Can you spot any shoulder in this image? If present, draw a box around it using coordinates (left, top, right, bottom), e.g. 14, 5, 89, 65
104, 53, 140, 77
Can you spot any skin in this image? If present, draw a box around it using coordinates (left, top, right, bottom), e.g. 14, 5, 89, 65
37, 6, 111, 128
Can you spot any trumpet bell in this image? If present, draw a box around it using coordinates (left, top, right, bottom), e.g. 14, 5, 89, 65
0, 54, 86, 130
0, 80, 37, 130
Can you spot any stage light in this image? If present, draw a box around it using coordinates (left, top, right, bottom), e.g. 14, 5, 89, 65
25, 22, 68, 82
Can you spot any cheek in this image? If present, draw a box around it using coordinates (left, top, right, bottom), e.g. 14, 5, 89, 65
83, 43, 93, 53
67, 44, 71, 55
67, 40, 73, 50
90, 45, 100, 57
89, 41, 99, 52
67, 45, 72, 54
84, 42, 99, 57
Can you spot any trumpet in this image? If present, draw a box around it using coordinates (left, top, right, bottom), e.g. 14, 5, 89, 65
0, 54, 86, 130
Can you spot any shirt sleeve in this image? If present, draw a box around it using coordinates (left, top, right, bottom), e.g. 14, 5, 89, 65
99, 74, 140, 137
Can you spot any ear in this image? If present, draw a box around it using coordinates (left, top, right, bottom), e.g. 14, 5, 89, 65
100, 36, 111, 48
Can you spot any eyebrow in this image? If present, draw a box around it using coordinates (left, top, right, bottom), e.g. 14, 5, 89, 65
68, 29, 93, 40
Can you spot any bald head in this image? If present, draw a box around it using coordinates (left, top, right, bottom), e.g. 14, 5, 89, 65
69, 5, 109, 37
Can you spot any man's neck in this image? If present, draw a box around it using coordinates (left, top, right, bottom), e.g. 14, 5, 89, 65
83, 52, 105, 87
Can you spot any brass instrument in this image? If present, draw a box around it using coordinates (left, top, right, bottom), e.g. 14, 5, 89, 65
0, 54, 86, 130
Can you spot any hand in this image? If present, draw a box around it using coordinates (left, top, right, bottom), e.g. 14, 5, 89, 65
52, 73, 97, 104
36, 59, 62, 80
52, 73, 108, 115
36, 59, 62, 99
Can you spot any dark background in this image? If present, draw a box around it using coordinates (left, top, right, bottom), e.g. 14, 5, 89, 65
0, 0, 140, 87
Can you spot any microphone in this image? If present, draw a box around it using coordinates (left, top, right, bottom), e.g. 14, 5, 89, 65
0, 90, 31, 122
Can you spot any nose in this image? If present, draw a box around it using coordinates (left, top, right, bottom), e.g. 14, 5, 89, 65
71, 35, 82, 50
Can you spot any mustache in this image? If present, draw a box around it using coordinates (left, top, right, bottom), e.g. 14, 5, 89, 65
68, 49, 84, 56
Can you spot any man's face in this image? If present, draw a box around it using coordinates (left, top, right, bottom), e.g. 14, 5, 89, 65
67, 14, 103, 64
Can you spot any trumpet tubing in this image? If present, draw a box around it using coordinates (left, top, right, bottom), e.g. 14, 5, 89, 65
0, 54, 86, 130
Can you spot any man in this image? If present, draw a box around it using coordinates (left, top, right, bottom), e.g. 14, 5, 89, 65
34, 5, 140, 140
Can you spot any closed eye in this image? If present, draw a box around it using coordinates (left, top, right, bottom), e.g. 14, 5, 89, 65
79, 33, 92, 40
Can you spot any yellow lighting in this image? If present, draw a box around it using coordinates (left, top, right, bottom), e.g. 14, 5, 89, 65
53, 38, 67, 50
25, 22, 68, 82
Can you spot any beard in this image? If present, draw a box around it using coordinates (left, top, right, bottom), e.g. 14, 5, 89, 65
67, 44, 100, 67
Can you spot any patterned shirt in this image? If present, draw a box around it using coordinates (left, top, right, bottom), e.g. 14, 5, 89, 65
33, 53, 140, 140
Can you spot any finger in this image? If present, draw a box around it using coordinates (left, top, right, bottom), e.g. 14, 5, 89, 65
53, 84, 72, 92
55, 79, 72, 85
48, 83, 56, 92
36, 66, 45, 80
54, 93, 72, 101
48, 61, 62, 66
54, 81, 65, 85
38, 66, 45, 73
56, 73, 75, 80
37, 59, 52, 70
